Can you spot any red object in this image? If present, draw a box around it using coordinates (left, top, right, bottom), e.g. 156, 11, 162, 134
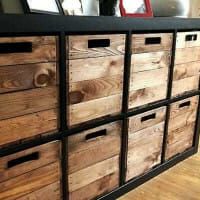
120, 0, 153, 17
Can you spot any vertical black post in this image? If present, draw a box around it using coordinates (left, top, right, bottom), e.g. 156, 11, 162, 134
161, 30, 177, 163
120, 31, 132, 185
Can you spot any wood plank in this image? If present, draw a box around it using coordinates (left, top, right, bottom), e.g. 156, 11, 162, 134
172, 76, 199, 97
68, 94, 122, 126
68, 121, 121, 173
129, 107, 166, 133
131, 51, 171, 73
69, 55, 124, 82
126, 122, 164, 181
130, 67, 168, 91
0, 86, 58, 120
69, 75, 123, 104
132, 33, 173, 53
68, 35, 125, 59
0, 109, 58, 147
0, 63, 57, 94
0, 162, 60, 200
129, 84, 167, 109
0, 141, 60, 182
68, 156, 119, 192
69, 173, 119, 200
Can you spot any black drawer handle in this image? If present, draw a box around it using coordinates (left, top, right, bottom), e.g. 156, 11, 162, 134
0, 42, 33, 54
141, 113, 156, 122
179, 101, 191, 108
88, 39, 110, 48
7, 152, 40, 169
85, 129, 107, 141
145, 37, 161, 45
185, 34, 197, 41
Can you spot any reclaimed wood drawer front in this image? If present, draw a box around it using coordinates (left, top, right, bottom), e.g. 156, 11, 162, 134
68, 34, 125, 59
0, 141, 61, 200
68, 55, 124, 126
132, 33, 173, 53
126, 107, 166, 181
165, 96, 199, 160
0, 36, 57, 66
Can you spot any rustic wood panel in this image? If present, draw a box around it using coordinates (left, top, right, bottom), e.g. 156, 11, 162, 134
0, 162, 60, 200
131, 51, 171, 73
176, 32, 200, 49
126, 122, 164, 181
0, 36, 57, 66
0, 141, 60, 182
0, 63, 57, 94
129, 84, 168, 109
69, 55, 124, 82
132, 33, 173, 53
68, 156, 119, 192
68, 35, 125, 59
69, 75, 123, 104
172, 76, 199, 97
129, 107, 166, 133
68, 121, 121, 174
68, 94, 122, 126
0, 86, 58, 121
69, 173, 119, 200
0, 109, 58, 147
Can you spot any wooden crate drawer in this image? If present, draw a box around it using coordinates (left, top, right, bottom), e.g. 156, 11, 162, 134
126, 107, 166, 181
165, 96, 199, 160
68, 55, 124, 126
132, 33, 173, 53
68, 121, 121, 200
68, 34, 125, 59
0, 36, 57, 66
0, 141, 61, 200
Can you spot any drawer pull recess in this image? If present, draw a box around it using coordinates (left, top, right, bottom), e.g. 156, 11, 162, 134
0, 42, 32, 54
7, 152, 40, 169
88, 39, 110, 48
185, 34, 197, 41
85, 129, 107, 141
145, 37, 161, 45
141, 113, 156, 122
179, 101, 191, 108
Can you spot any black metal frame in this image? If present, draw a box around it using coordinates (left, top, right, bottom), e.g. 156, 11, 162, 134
0, 15, 200, 200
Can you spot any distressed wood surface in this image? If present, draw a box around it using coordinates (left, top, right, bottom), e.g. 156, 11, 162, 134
0, 63, 57, 94
126, 122, 164, 181
68, 94, 122, 126
68, 121, 121, 174
129, 106, 166, 133
0, 36, 57, 66
132, 33, 173, 53
131, 51, 171, 73
0, 141, 60, 183
0, 162, 60, 200
68, 156, 119, 192
68, 35, 125, 59
0, 86, 58, 121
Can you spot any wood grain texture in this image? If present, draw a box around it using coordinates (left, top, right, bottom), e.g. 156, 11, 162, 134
0, 86, 58, 121
0, 109, 58, 147
68, 35, 125, 59
126, 122, 164, 181
0, 141, 60, 183
132, 33, 173, 53
68, 94, 122, 126
69, 173, 119, 200
68, 156, 119, 192
0, 63, 57, 94
0, 36, 57, 66
68, 121, 121, 174
131, 51, 171, 73
0, 162, 61, 200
